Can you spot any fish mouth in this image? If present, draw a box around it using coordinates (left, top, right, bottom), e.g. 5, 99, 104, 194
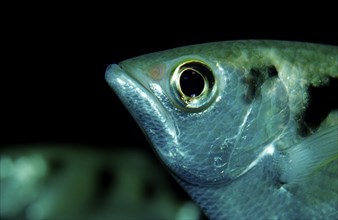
105, 64, 151, 97
105, 64, 165, 115
105, 64, 177, 163
105, 64, 164, 118
105, 64, 162, 117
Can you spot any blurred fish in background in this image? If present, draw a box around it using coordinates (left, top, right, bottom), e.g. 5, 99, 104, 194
0, 144, 203, 220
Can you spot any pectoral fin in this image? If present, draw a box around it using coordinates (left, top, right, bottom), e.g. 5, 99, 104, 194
281, 124, 337, 184
280, 124, 337, 216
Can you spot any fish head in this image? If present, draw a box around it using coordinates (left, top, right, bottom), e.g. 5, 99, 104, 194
106, 42, 290, 186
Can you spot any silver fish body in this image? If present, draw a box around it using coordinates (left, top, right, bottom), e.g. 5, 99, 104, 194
106, 40, 338, 219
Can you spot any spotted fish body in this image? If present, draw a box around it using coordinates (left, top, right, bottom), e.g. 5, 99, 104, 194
106, 40, 338, 219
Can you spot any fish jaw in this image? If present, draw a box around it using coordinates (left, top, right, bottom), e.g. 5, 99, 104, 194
105, 63, 236, 186
105, 64, 178, 165
105, 63, 235, 186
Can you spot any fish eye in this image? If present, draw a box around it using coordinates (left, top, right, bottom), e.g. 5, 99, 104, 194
171, 60, 216, 111
179, 68, 205, 98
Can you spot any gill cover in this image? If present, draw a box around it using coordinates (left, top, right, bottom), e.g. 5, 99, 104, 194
165, 58, 290, 185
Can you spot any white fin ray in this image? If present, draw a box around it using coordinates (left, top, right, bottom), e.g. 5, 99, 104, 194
281, 125, 338, 185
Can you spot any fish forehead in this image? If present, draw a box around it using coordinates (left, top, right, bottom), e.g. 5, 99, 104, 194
120, 40, 337, 79
118, 40, 337, 127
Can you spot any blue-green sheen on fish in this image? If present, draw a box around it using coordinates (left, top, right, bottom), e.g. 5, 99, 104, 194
105, 40, 338, 219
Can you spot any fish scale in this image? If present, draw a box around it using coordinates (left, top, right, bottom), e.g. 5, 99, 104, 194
106, 40, 338, 219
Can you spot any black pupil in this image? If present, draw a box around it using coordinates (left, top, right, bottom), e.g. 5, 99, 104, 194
179, 69, 205, 97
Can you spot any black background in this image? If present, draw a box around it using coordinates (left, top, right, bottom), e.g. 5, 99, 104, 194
3, 7, 337, 153
1, 6, 337, 220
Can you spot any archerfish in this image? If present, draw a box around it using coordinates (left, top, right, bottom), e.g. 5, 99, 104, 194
105, 40, 338, 220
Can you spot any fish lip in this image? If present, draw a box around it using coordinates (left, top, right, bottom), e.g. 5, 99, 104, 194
105, 63, 182, 165
105, 63, 171, 137
105, 63, 154, 101
109, 62, 155, 95
105, 63, 138, 89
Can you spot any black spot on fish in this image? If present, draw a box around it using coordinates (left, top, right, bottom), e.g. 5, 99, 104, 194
142, 178, 158, 200
90, 164, 115, 210
242, 65, 279, 103
298, 77, 338, 136
277, 179, 288, 187
49, 158, 65, 175
267, 65, 278, 78
84, 164, 116, 212
95, 165, 115, 197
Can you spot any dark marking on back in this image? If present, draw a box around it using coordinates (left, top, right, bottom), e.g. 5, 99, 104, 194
242, 65, 279, 103
267, 65, 278, 77
298, 77, 338, 136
